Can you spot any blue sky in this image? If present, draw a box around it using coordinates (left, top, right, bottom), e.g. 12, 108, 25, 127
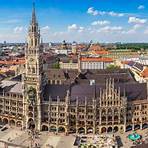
0, 0, 148, 42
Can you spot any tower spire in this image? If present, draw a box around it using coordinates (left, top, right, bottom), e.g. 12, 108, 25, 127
28, 2, 40, 48
32, 2, 37, 24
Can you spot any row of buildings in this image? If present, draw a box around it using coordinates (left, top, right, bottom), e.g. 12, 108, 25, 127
0, 4, 147, 135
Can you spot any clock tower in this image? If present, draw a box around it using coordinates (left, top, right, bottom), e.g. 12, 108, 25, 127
23, 3, 43, 131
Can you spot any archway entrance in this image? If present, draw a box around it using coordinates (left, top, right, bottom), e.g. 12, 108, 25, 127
101, 127, 106, 133
9, 120, 15, 126
134, 124, 140, 130
3, 118, 8, 125
78, 127, 85, 134
114, 126, 119, 133
87, 128, 93, 134
58, 127, 65, 133
50, 126, 56, 132
126, 125, 132, 132
27, 118, 35, 130
142, 123, 148, 129
107, 127, 112, 133
42, 125, 48, 131
69, 128, 76, 134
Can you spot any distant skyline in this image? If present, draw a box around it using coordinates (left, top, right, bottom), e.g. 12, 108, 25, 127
0, 0, 148, 43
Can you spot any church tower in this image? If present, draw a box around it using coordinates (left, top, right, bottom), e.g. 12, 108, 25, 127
23, 3, 43, 131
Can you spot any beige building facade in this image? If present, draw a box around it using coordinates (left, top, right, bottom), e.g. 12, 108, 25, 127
0, 5, 147, 135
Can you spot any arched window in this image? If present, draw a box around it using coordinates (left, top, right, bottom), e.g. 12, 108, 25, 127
32, 67, 35, 74
34, 26, 36, 32
28, 66, 31, 73
35, 39, 37, 46
31, 39, 33, 46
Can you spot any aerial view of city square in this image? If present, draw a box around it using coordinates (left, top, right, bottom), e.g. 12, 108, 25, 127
0, 0, 148, 148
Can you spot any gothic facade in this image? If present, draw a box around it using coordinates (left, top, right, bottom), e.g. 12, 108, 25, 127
0, 5, 147, 135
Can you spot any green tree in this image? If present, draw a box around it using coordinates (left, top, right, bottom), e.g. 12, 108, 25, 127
52, 62, 60, 69
106, 64, 120, 70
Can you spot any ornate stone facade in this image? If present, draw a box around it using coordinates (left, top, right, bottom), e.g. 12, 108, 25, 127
0, 4, 147, 135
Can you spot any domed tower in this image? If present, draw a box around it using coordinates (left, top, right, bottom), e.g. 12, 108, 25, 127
23, 3, 43, 131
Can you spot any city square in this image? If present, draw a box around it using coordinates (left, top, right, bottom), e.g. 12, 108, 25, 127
0, 127, 148, 147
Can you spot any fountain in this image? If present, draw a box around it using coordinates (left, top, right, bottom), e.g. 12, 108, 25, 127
128, 132, 141, 141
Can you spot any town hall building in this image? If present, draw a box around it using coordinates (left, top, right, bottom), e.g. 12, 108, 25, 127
0, 4, 147, 135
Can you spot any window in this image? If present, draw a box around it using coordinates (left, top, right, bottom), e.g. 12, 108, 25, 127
35, 39, 37, 46
32, 67, 35, 74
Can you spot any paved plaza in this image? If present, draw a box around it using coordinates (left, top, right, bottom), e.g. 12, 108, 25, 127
0, 128, 76, 148
0, 127, 147, 148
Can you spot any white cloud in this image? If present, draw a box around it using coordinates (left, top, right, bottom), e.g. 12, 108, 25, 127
133, 24, 143, 30
68, 24, 85, 32
138, 5, 145, 10
128, 17, 147, 24
13, 26, 24, 33
87, 7, 98, 16
78, 27, 84, 32
91, 20, 110, 26
68, 24, 78, 31
108, 11, 124, 17
87, 7, 124, 17
41, 26, 50, 34
98, 26, 123, 33
122, 24, 143, 34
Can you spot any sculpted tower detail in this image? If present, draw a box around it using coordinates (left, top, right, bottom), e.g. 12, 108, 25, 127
23, 3, 43, 131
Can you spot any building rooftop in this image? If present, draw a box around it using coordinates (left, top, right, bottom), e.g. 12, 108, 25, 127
44, 82, 147, 103
44, 69, 147, 103
80, 57, 113, 62
0, 80, 23, 94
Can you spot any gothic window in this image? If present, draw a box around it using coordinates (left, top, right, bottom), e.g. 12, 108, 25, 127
28, 106, 33, 112
34, 26, 36, 32
114, 108, 118, 114
28, 112, 33, 118
31, 39, 33, 46
102, 116, 106, 122
108, 108, 112, 115
28, 66, 31, 73
102, 109, 106, 115
114, 116, 118, 121
35, 39, 37, 46
32, 67, 35, 74
108, 116, 112, 121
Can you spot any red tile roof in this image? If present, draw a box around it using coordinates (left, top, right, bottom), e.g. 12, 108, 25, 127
141, 67, 148, 78
0, 59, 25, 65
89, 44, 109, 55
